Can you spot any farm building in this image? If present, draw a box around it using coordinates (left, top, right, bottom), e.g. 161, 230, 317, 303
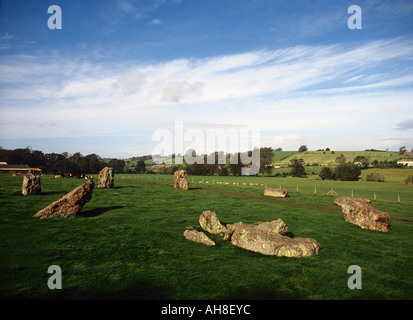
397, 159, 413, 167
0, 164, 31, 175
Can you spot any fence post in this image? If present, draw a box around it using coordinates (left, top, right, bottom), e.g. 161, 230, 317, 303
373, 192, 376, 201
314, 186, 317, 194
398, 195, 400, 203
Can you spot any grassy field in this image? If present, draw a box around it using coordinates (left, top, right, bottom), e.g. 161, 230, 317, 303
127, 150, 410, 173
360, 168, 413, 183
274, 150, 406, 167
0, 173, 412, 300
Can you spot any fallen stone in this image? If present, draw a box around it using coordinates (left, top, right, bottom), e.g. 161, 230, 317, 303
256, 219, 288, 236
33, 180, 94, 219
334, 197, 391, 232
224, 221, 320, 257
199, 210, 227, 234
184, 227, 215, 246
264, 187, 288, 198
22, 173, 41, 196
98, 167, 114, 188
174, 170, 189, 190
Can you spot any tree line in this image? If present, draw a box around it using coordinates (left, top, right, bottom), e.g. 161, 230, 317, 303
0, 147, 275, 176
0, 147, 127, 175
150, 147, 275, 177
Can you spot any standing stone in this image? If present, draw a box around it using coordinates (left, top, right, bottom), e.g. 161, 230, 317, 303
334, 197, 392, 232
98, 167, 114, 188
264, 187, 288, 198
174, 170, 189, 190
33, 180, 94, 219
22, 173, 41, 196
199, 210, 227, 234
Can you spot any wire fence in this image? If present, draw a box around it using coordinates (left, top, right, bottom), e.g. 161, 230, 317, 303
113, 174, 413, 206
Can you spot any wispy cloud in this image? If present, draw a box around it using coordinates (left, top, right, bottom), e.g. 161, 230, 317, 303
149, 18, 163, 25
0, 33, 14, 50
395, 119, 413, 130
115, 0, 180, 19
1, 37, 412, 153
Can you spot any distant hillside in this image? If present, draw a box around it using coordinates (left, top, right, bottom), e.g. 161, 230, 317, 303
273, 150, 407, 167
123, 150, 410, 169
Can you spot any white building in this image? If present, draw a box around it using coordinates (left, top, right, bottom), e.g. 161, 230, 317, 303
397, 159, 413, 167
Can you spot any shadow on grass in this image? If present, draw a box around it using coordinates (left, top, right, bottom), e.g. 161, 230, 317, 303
222, 285, 305, 300
13, 191, 65, 197
77, 206, 125, 218
2, 280, 173, 300
39, 191, 66, 196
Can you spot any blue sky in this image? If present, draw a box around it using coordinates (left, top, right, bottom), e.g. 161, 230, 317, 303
1, 0, 413, 158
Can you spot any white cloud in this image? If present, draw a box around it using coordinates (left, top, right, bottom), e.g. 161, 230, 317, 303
149, 18, 163, 25
1, 38, 413, 154
0, 33, 14, 41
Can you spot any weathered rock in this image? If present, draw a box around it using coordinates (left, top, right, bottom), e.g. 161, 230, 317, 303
224, 221, 320, 257
334, 197, 391, 232
174, 170, 189, 190
98, 167, 114, 188
256, 219, 288, 236
264, 187, 288, 198
22, 173, 41, 196
33, 180, 94, 219
184, 227, 215, 246
199, 210, 227, 234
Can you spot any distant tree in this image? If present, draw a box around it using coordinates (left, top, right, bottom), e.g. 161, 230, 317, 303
289, 158, 307, 177
298, 145, 308, 153
229, 152, 243, 176
334, 162, 361, 181
335, 154, 346, 164
217, 166, 229, 176
123, 164, 132, 174
108, 158, 126, 174
399, 146, 407, 154
325, 148, 330, 151
259, 147, 273, 176
135, 160, 146, 174
85, 153, 105, 173
319, 167, 334, 180
274, 148, 283, 152
353, 155, 369, 169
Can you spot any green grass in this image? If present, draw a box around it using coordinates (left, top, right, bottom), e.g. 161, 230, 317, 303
360, 168, 413, 183
274, 150, 405, 166
1, 173, 412, 299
